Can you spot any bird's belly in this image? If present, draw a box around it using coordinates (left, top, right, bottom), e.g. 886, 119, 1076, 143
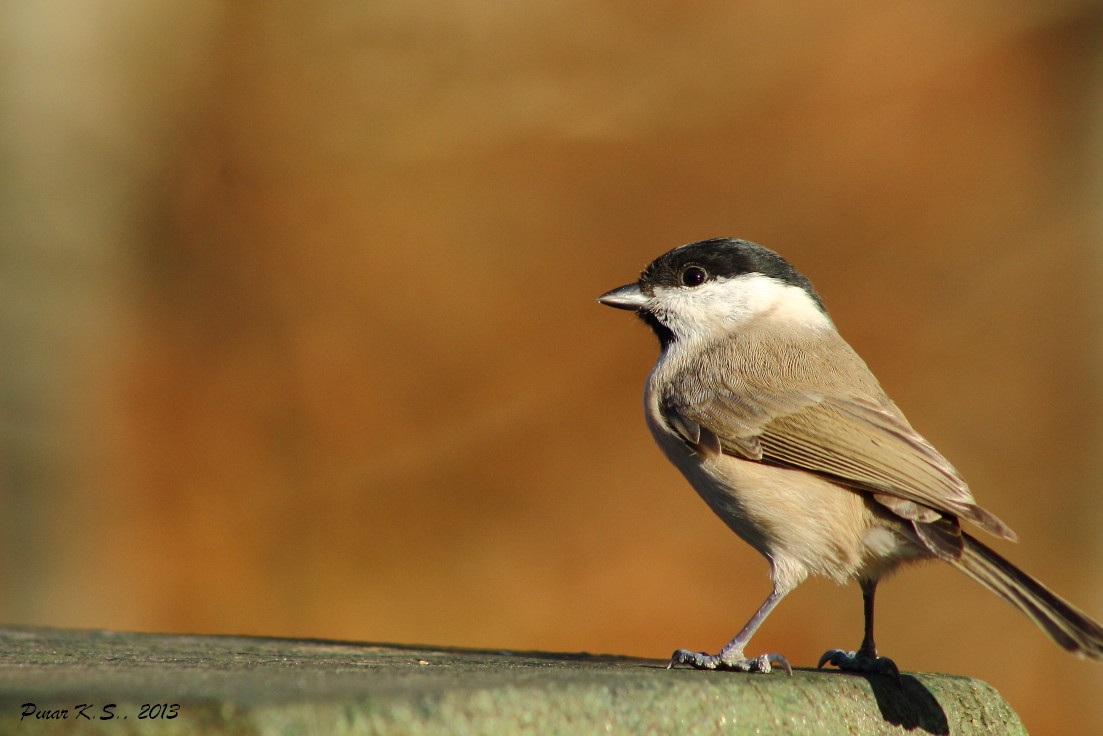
704, 455, 877, 580
651, 425, 913, 585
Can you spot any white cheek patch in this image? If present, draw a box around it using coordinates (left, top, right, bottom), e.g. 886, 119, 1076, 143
652, 273, 831, 344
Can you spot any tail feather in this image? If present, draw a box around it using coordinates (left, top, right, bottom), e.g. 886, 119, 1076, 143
954, 533, 1103, 659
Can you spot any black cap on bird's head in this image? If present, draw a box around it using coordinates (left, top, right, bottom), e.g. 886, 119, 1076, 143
598, 238, 826, 348
641, 239, 821, 303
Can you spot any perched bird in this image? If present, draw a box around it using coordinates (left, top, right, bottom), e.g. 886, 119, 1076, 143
598, 237, 1103, 676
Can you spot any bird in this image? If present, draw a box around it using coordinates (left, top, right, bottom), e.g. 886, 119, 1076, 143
597, 237, 1103, 677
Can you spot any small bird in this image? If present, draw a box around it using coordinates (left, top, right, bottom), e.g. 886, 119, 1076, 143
598, 237, 1103, 677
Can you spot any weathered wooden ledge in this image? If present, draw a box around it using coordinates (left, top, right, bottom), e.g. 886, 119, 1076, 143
0, 626, 1024, 734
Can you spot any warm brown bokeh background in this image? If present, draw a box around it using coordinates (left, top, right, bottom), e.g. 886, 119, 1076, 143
3, 2, 1103, 733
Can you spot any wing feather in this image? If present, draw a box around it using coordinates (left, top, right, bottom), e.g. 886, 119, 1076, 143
658, 330, 1016, 542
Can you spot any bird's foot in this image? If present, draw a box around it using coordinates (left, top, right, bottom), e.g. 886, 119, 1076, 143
668, 648, 792, 675
817, 649, 901, 685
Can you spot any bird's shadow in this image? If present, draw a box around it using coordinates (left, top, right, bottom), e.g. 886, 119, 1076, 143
856, 672, 950, 735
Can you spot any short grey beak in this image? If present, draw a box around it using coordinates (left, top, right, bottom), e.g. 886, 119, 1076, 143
597, 282, 648, 311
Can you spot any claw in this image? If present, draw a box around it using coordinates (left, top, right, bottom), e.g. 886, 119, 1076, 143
668, 648, 792, 675
817, 649, 845, 670
762, 652, 794, 676
668, 648, 708, 669
817, 648, 901, 687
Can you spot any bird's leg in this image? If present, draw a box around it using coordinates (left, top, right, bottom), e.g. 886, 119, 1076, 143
668, 584, 793, 675
818, 578, 901, 683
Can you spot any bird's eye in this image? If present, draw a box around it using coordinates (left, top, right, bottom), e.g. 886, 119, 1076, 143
681, 266, 708, 287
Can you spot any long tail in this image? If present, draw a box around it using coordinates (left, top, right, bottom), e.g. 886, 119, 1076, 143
953, 532, 1103, 659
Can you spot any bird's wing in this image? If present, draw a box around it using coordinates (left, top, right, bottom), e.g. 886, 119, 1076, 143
659, 338, 1016, 545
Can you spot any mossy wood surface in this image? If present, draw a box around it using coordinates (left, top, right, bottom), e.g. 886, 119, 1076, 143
0, 627, 1025, 735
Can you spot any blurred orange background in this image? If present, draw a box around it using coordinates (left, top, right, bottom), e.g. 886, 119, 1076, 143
3, 2, 1103, 734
